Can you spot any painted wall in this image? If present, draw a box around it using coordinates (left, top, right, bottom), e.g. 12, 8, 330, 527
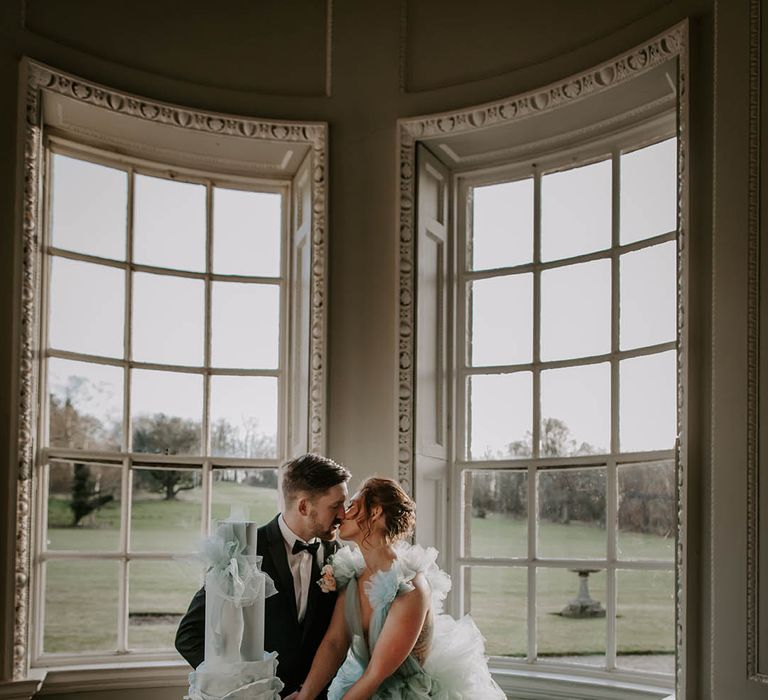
2, 1, 762, 698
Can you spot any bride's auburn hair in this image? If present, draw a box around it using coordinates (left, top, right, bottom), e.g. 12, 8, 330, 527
356, 477, 416, 543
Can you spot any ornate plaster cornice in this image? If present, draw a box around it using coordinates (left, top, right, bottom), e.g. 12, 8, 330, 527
13, 59, 328, 680
398, 25, 685, 141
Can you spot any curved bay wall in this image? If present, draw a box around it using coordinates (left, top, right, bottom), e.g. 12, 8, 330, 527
0, 1, 719, 697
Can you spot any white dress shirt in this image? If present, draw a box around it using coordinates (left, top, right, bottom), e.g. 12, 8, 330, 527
278, 514, 323, 623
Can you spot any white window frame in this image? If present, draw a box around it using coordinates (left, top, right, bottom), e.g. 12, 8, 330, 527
12, 59, 329, 680
398, 23, 689, 700
452, 120, 678, 680
34, 137, 291, 666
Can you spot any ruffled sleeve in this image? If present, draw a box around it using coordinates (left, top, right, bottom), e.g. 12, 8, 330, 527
328, 545, 365, 589
364, 542, 453, 613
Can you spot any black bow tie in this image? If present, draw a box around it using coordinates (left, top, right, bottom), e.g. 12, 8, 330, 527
292, 540, 320, 556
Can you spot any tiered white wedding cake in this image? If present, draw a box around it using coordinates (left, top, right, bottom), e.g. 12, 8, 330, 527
187, 510, 283, 700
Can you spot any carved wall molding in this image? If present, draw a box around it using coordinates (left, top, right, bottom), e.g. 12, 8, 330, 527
396, 21, 688, 692
400, 25, 684, 137
746, 0, 766, 683
13, 59, 328, 680
674, 31, 690, 698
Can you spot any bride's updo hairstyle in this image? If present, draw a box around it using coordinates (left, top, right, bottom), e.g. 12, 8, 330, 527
356, 477, 416, 543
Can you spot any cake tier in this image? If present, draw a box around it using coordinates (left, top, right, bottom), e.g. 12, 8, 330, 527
187, 654, 283, 700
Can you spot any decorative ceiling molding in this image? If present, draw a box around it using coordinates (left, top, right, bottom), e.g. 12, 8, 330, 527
12, 58, 328, 680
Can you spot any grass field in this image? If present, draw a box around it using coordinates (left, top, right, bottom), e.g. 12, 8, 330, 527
44, 487, 674, 672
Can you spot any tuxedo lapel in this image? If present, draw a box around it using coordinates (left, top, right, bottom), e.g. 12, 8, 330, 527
264, 515, 298, 621
301, 540, 337, 643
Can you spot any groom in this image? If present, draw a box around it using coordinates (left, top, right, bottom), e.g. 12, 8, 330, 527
175, 453, 351, 699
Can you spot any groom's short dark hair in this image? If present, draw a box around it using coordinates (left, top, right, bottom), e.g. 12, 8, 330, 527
281, 453, 350, 504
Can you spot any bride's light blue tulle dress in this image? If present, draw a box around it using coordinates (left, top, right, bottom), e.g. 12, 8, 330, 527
326, 543, 505, 700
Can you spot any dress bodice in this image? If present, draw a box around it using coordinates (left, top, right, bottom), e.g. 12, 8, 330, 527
326, 543, 504, 700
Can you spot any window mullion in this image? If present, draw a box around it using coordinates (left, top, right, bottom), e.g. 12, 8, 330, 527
203, 461, 212, 538
202, 181, 213, 535
607, 148, 621, 670
125, 168, 135, 453
117, 458, 131, 653
278, 183, 290, 461
203, 181, 213, 460
532, 169, 542, 459
529, 169, 542, 663
117, 166, 135, 655
606, 455, 618, 670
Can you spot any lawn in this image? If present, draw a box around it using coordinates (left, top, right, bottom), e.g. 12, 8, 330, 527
466, 512, 674, 670
44, 480, 278, 652
44, 490, 674, 672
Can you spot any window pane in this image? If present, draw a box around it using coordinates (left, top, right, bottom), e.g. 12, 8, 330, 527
618, 461, 675, 561
465, 566, 527, 657
470, 274, 532, 366
210, 376, 278, 459
48, 358, 123, 451
537, 567, 606, 666
211, 469, 279, 524
44, 559, 118, 653
471, 179, 533, 270
619, 351, 676, 452
49, 257, 124, 357
620, 138, 677, 244
133, 174, 206, 271
132, 272, 204, 366
540, 259, 611, 361
51, 154, 127, 260
466, 470, 527, 558
468, 372, 532, 459
620, 242, 677, 350
541, 160, 611, 261
131, 370, 202, 455
128, 560, 202, 650
540, 363, 610, 456
46, 461, 122, 551
211, 282, 280, 369
213, 188, 281, 276
617, 570, 675, 674
131, 467, 203, 551
538, 467, 606, 559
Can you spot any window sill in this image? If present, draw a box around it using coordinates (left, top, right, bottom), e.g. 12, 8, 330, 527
9, 661, 674, 699
0, 677, 45, 700
491, 666, 674, 700
31, 661, 189, 695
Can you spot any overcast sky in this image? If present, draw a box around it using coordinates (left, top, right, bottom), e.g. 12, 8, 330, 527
47, 139, 677, 458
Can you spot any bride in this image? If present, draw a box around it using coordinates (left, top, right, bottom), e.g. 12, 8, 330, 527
286, 477, 505, 700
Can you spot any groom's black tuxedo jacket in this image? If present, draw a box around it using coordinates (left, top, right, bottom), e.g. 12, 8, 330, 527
175, 515, 339, 699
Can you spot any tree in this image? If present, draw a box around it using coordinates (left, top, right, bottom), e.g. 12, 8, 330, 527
135, 468, 201, 501
505, 418, 605, 525
70, 463, 114, 526
49, 375, 120, 451
132, 413, 201, 500
211, 417, 276, 459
